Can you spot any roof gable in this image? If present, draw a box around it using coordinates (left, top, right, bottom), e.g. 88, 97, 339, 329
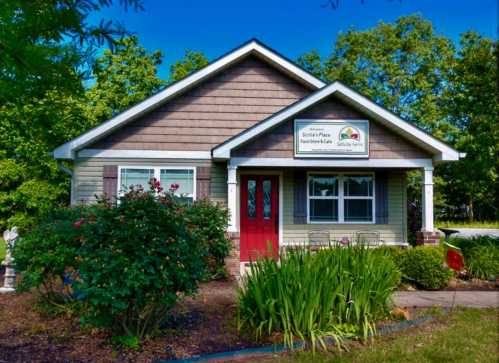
212, 81, 462, 162
53, 39, 326, 159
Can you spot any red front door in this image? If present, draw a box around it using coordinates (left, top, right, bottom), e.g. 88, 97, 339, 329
240, 175, 279, 262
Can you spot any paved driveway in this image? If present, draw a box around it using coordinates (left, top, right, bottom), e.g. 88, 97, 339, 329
394, 291, 499, 308
440, 228, 499, 238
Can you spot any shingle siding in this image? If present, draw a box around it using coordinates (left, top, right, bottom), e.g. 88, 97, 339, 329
233, 96, 430, 159
89, 56, 311, 151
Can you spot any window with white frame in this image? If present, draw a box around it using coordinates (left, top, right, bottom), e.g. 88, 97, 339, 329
119, 166, 196, 203
308, 174, 374, 223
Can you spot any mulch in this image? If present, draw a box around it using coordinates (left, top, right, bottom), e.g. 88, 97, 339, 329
0, 271, 496, 363
0, 279, 262, 363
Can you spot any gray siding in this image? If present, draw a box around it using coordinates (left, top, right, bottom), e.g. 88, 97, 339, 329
280, 169, 407, 244
73, 158, 227, 205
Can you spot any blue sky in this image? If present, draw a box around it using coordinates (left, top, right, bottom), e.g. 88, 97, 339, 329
91, 0, 497, 79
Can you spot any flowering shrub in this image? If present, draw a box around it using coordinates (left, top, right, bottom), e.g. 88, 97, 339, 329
13, 207, 85, 305
74, 184, 206, 339
185, 198, 231, 278
14, 179, 230, 341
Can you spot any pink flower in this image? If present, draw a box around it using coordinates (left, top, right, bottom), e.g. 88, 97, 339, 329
74, 218, 85, 229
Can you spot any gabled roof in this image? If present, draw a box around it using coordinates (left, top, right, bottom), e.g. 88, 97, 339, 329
53, 39, 326, 159
212, 81, 462, 162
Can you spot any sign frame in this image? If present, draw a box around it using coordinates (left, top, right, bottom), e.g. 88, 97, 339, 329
294, 119, 370, 158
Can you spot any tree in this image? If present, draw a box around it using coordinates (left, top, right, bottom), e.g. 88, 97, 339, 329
439, 33, 498, 221
169, 50, 208, 83
0, 0, 143, 105
0, 0, 143, 230
298, 15, 498, 222
299, 15, 456, 138
86, 36, 166, 124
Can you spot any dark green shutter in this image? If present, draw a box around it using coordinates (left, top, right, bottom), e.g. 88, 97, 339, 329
293, 170, 307, 224
375, 171, 389, 224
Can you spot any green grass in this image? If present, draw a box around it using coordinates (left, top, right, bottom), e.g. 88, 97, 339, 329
0, 238, 5, 262
436, 220, 499, 229
276, 308, 498, 363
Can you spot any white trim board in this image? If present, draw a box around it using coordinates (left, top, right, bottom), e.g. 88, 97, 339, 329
78, 149, 212, 159
229, 157, 434, 169
213, 82, 461, 162
53, 39, 325, 160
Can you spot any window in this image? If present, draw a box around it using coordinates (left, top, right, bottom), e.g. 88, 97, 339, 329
308, 174, 374, 223
263, 179, 272, 219
308, 175, 338, 222
160, 169, 194, 203
120, 168, 154, 191
119, 166, 196, 203
343, 175, 373, 222
247, 179, 256, 218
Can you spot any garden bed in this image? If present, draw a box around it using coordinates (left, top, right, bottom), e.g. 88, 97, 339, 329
0, 280, 263, 362
1, 275, 496, 362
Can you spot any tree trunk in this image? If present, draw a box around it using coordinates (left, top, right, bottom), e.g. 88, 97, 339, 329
468, 197, 474, 223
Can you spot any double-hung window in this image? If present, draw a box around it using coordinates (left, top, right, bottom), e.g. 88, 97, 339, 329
343, 175, 374, 222
308, 174, 374, 223
119, 166, 196, 203
309, 175, 339, 222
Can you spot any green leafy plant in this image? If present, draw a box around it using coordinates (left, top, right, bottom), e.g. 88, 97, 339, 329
451, 236, 499, 279
398, 246, 453, 289
237, 246, 401, 352
75, 183, 207, 339
185, 198, 231, 278
111, 334, 141, 350
14, 180, 231, 341
13, 207, 84, 306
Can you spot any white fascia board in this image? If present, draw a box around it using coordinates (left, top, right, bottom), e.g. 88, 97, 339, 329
53, 40, 325, 160
333, 83, 460, 161
77, 149, 211, 159
214, 81, 461, 162
250, 42, 326, 89
229, 157, 433, 169
213, 84, 339, 159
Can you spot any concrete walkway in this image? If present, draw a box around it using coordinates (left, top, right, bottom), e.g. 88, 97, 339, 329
394, 291, 499, 308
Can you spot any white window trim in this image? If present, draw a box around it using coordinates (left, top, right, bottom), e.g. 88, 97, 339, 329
306, 171, 375, 224
117, 165, 197, 200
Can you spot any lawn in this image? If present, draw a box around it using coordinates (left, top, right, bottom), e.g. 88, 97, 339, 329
436, 220, 499, 229
273, 308, 498, 363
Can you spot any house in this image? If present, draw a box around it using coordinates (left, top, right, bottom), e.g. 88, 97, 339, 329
53, 39, 463, 276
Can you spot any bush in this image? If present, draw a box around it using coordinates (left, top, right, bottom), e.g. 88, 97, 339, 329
237, 246, 401, 350
14, 181, 232, 341
13, 207, 84, 305
185, 199, 231, 278
451, 236, 499, 279
75, 186, 206, 339
373, 246, 405, 270
398, 246, 452, 289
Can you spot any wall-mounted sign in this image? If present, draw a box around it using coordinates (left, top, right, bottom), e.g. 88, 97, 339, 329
294, 119, 369, 157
